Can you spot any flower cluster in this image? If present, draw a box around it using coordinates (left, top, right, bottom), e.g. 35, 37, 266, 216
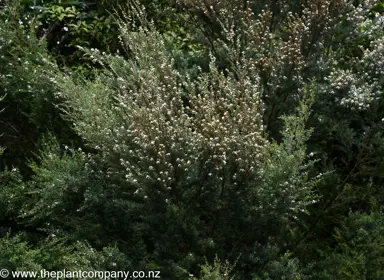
58, 15, 267, 203
327, 38, 383, 110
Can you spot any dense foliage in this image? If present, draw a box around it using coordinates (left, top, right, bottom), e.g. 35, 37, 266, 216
1, 0, 384, 279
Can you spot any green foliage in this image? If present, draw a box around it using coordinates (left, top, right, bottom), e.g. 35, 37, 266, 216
314, 212, 384, 279
0, 168, 24, 223
255, 84, 319, 222
194, 256, 236, 280
256, 252, 303, 280
22, 136, 89, 226
0, 233, 42, 271
0, 0, 384, 279
0, 233, 130, 275
0, 0, 80, 176
18, 0, 120, 69
49, 6, 324, 277
35, 1, 118, 56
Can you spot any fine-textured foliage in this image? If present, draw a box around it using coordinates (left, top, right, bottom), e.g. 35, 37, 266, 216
314, 212, 384, 279
0, 0, 79, 175
0, 233, 130, 275
49, 4, 324, 278
1, 0, 383, 278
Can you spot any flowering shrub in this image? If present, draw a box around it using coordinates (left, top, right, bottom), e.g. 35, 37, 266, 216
0, 0, 383, 279
48, 4, 324, 277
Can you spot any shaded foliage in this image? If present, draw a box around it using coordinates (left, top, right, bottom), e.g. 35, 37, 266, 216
0, 0, 383, 279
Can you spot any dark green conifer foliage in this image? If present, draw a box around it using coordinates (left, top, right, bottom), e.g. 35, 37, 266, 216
0, 0, 383, 279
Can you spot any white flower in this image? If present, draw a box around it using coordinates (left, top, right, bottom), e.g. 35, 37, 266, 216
63, 26, 69, 32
